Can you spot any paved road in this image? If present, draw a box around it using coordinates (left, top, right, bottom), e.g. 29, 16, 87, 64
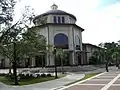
60, 70, 120, 90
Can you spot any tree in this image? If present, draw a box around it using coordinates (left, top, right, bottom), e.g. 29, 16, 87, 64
112, 52, 120, 69
98, 42, 120, 72
0, 3, 35, 84
89, 50, 106, 65
55, 48, 68, 74
0, 0, 16, 25
18, 27, 46, 61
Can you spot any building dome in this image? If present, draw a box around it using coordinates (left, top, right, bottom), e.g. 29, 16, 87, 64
33, 4, 76, 24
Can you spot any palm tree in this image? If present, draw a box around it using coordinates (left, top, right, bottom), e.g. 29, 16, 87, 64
56, 48, 68, 74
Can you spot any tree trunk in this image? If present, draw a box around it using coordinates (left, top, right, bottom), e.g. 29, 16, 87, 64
13, 42, 19, 85
61, 58, 64, 74
118, 60, 120, 69
105, 57, 109, 72
9, 59, 12, 74
105, 62, 109, 72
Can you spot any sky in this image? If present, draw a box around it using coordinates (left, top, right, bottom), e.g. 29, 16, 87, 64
14, 0, 120, 45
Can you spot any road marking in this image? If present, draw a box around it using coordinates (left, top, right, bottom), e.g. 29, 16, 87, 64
101, 74, 120, 90
112, 84, 120, 86
78, 84, 106, 86
57, 72, 106, 90
89, 79, 112, 81
51, 86, 66, 90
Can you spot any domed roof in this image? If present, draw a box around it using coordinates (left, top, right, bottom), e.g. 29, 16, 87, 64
33, 4, 76, 23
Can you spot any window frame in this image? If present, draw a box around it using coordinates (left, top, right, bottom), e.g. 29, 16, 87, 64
53, 16, 57, 23
58, 16, 61, 23
62, 16, 65, 23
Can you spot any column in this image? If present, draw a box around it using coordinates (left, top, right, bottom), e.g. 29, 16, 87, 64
46, 51, 54, 66
31, 57, 35, 67
69, 52, 75, 65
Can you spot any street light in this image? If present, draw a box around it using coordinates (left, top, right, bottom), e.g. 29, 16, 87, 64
104, 49, 109, 72
53, 47, 58, 79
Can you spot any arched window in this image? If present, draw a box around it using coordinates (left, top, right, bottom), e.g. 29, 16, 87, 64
75, 35, 81, 50
54, 33, 68, 49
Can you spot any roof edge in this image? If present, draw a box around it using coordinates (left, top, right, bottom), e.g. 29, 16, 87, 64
31, 23, 84, 31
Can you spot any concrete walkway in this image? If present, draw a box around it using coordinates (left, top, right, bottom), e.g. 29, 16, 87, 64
0, 73, 85, 90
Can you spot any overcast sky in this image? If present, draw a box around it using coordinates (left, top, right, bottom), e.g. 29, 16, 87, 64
14, 0, 120, 45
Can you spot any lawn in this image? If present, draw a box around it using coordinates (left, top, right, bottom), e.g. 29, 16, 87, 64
82, 73, 98, 80
0, 74, 65, 86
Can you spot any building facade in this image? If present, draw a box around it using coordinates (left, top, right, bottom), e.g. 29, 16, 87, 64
31, 4, 84, 67
82, 43, 102, 65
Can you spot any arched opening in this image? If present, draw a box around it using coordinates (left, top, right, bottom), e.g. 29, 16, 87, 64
54, 33, 68, 49
75, 35, 81, 50
75, 35, 82, 65
54, 33, 69, 66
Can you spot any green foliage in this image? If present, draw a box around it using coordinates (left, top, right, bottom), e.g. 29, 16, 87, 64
0, 0, 16, 25
5, 74, 15, 81
41, 73, 46, 77
89, 51, 102, 65
99, 41, 120, 68
55, 48, 68, 65
89, 56, 98, 65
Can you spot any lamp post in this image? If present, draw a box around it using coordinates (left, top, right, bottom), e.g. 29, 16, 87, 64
105, 50, 109, 72
54, 47, 58, 79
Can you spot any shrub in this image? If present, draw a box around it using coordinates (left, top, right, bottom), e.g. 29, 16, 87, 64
89, 56, 98, 65
36, 74, 40, 77
41, 73, 46, 77
0, 73, 5, 76
47, 74, 51, 77
5, 74, 14, 80
26, 74, 29, 77
19, 74, 26, 79
18, 73, 34, 79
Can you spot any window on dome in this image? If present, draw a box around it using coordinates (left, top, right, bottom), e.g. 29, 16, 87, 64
53, 16, 57, 23
53, 16, 65, 23
58, 16, 61, 23
62, 17, 65, 23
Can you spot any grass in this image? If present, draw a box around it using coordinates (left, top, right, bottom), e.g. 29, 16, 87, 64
0, 74, 66, 86
65, 73, 99, 86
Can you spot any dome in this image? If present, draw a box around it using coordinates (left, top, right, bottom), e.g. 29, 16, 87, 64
33, 4, 76, 23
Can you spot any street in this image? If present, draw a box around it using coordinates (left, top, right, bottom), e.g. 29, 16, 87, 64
60, 70, 120, 90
